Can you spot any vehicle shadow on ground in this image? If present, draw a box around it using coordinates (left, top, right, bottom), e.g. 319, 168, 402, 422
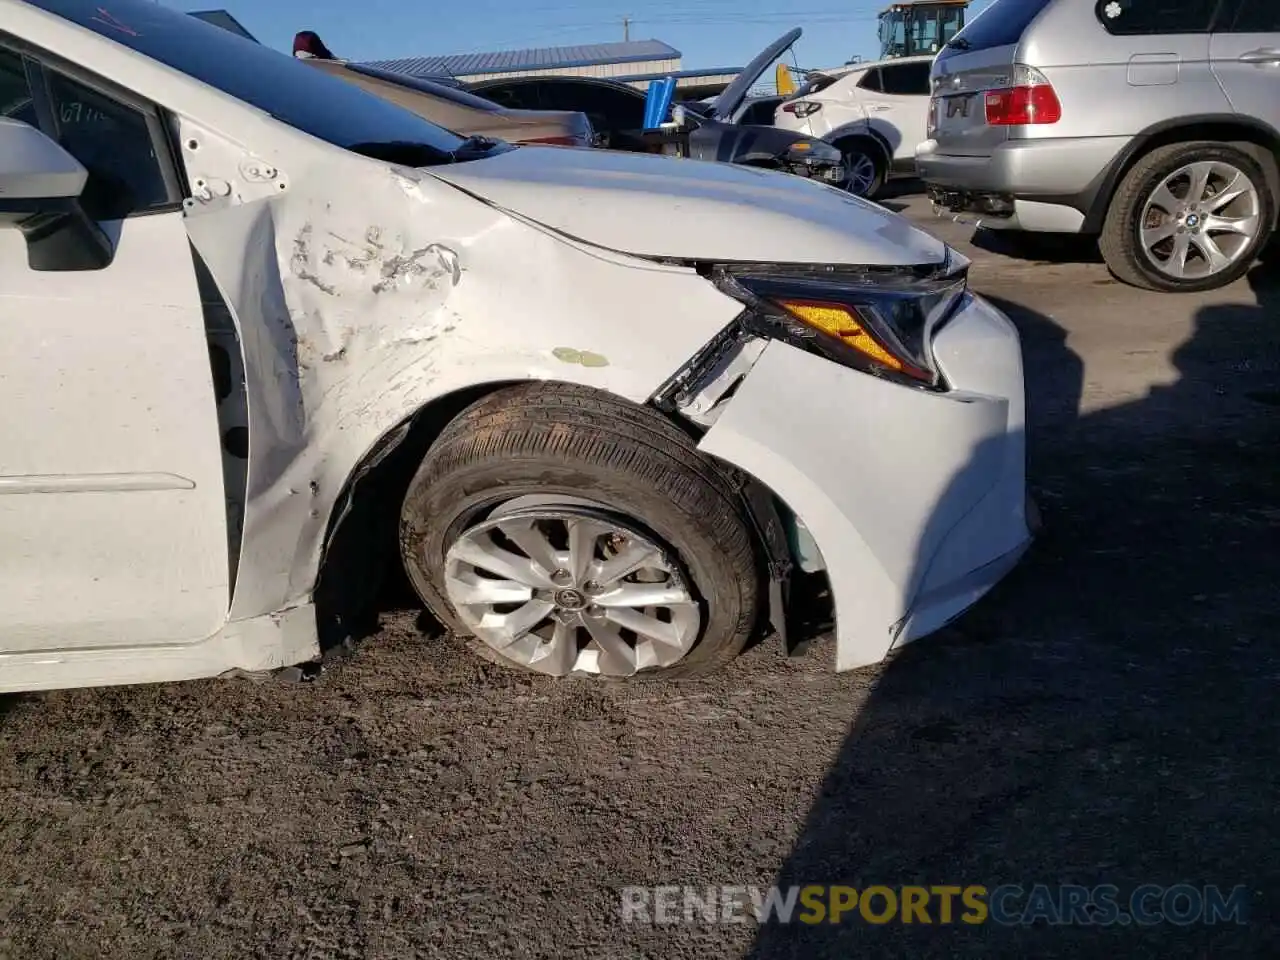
746, 274, 1280, 957
0, 695, 23, 722
873, 178, 925, 215
971, 227, 1280, 274
970, 227, 1105, 265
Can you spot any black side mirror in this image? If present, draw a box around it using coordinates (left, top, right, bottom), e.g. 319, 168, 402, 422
0, 118, 114, 271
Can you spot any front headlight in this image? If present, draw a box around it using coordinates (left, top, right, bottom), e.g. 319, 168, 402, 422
710, 253, 969, 389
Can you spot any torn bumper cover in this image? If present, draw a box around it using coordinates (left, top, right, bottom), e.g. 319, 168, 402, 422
695, 293, 1032, 671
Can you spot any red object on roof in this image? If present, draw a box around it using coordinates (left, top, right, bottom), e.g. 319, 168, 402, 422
293, 31, 336, 60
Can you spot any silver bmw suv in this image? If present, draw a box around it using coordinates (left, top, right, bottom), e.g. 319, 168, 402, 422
917, 0, 1280, 293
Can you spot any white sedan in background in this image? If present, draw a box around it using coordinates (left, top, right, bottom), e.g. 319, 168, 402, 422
775, 55, 935, 199
0, 0, 1032, 692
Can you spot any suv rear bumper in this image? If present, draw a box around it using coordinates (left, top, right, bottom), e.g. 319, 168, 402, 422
917, 135, 1130, 233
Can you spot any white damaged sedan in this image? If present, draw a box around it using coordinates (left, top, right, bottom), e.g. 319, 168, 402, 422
0, 0, 1033, 691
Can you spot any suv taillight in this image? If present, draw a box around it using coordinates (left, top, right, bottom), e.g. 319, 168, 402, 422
984, 66, 1061, 126
782, 101, 822, 118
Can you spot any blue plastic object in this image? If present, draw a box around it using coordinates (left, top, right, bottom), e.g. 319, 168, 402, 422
643, 76, 677, 129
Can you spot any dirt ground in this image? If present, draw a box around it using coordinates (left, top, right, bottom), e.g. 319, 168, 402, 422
1, 193, 1277, 960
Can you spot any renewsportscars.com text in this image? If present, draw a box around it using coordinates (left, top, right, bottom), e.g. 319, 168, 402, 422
620, 883, 1250, 927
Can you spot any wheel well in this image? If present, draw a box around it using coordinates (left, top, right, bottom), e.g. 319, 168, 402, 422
1084, 121, 1280, 233
312, 380, 522, 647
312, 379, 793, 654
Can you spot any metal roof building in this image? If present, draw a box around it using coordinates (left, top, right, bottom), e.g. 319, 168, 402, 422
183, 18, 739, 97
365, 39, 683, 83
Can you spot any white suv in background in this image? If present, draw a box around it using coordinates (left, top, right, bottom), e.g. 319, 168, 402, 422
774, 55, 934, 199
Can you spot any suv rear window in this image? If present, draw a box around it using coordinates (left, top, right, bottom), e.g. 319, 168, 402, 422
1219, 0, 1280, 32
945, 0, 1053, 52
1096, 0, 1219, 34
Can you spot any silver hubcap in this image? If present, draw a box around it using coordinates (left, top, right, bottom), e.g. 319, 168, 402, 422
443, 505, 701, 678
1140, 160, 1261, 281
843, 151, 877, 197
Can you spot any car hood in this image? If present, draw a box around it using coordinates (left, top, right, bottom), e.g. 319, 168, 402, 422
430, 145, 947, 266
713, 27, 802, 122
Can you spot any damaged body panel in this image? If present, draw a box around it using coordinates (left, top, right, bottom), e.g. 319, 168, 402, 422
0, 0, 1031, 690
182, 142, 740, 631
698, 295, 1032, 670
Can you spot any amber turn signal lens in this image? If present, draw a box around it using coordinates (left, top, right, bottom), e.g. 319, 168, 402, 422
773, 298, 928, 380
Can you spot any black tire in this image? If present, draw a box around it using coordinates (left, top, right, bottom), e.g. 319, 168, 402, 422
1099, 141, 1275, 293
399, 383, 761, 680
835, 137, 888, 200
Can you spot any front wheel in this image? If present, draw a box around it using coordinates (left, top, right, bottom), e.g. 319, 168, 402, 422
1099, 141, 1275, 292
399, 384, 761, 680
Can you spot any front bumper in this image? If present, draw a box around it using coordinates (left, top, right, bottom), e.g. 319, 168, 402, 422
698, 292, 1031, 671
783, 150, 846, 185
916, 135, 1130, 233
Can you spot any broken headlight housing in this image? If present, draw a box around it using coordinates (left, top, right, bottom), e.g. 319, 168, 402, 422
780, 139, 844, 182
709, 251, 970, 390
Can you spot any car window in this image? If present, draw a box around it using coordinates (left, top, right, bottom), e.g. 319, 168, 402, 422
1217, 0, 1280, 32
0, 48, 37, 125
471, 83, 536, 110
523, 81, 644, 131
46, 69, 170, 220
1095, 0, 1219, 35
32, 0, 467, 162
0, 46, 168, 220
857, 68, 883, 93
945, 0, 1052, 51
739, 99, 782, 125
878, 62, 932, 96
799, 73, 839, 96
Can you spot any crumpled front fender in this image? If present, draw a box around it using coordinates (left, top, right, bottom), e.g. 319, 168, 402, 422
183, 148, 741, 622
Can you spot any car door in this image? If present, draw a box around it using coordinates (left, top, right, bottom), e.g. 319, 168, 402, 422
1209, 0, 1280, 133
863, 60, 932, 162
0, 44, 230, 652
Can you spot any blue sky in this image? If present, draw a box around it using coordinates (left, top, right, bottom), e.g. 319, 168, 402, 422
164, 0, 991, 73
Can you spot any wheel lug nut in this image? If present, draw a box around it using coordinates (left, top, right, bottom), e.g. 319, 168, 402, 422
551, 569, 573, 586
585, 604, 605, 619
584, 580, 603, 594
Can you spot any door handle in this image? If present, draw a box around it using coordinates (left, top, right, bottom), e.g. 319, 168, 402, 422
1238, 48, 1280, 64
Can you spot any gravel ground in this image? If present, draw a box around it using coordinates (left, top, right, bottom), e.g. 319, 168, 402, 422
2, 193, 1277, 960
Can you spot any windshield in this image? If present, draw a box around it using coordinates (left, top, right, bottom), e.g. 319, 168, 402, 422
878, 11, 907, 58
944, 0, 1053, 52
32, 0, 468, 160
